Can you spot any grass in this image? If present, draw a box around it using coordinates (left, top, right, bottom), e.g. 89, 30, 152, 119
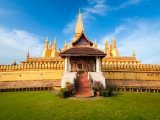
0, 91, 160, 120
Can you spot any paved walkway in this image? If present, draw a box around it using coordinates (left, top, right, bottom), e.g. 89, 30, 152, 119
0, 80, 61, 89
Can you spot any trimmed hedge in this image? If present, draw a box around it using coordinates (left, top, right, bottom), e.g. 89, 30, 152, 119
101, 88, 112, 97
60, 88, 67, 98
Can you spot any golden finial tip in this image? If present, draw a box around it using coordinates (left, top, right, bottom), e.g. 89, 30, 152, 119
79, 7, 81, 14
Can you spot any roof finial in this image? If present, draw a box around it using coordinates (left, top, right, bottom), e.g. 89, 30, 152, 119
94, 39, 97, 48
49, 41, 52, 50
79, 7, 81, 14
132, 48, 135, 57
104, 38, 109, 51
75, 8, 84, 36
26, 49, 29, 58
64, 40, 67, 50
110, 40, 112, 51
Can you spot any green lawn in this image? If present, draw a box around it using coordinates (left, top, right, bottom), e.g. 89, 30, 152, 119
0, 91, 160, 120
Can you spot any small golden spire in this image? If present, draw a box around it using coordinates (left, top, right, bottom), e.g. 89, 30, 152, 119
69, 41, 73, 47
104, 38, 109, 51
54, 37, 56, 43
27, 49, 29, 58
64, 40, 67, 50
49, 41, 52, 50
132, 48, 135, 57
113, 36, 115, 41
94, 39, 97, 48
53, 37, 57, 50
113, 36, 117, 48
26, 49, 29, 62
79, 7, 81, 14
45, 36, 49, 49
110, 40, 112, 51
45, 36, 49, 42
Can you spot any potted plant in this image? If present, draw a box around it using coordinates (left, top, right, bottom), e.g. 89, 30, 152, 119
94, 81, 104, 96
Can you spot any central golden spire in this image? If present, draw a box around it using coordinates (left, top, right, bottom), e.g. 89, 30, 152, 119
75, 8, 84, 38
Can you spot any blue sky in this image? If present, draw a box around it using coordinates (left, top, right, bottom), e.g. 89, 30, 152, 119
0, 0, 160, 65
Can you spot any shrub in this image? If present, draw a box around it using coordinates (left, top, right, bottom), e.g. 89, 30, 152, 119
94, 81, 104, 91
101, 90, 109, 97
101, 88, 112, 97
60, 88, 67, 98
65, 80, 70, 85
65, 83, 74, 91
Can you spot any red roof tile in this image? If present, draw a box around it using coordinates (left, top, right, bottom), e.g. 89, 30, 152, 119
60, 47, 106, 57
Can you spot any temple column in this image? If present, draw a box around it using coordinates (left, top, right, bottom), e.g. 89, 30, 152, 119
65, 57, 68, 72
93, 61, 95, 72
96, 56, 100, 72
67, 56, 71, 72
99, 57, 101, 72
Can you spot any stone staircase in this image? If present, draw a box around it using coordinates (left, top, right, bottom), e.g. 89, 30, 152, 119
75, 75, 94, 97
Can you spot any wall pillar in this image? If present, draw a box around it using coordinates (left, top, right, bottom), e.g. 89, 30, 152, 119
65, 57, 68, 72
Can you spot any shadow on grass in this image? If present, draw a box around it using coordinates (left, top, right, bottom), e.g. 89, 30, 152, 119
109, 91, 122, 97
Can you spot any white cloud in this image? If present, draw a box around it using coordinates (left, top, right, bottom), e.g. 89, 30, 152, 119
115, 26, 126, 34
0, 9, 18, 16
0, 27, 44, 65
63, 0, 108, 35
63, 0, 142, 36
98, 18, 160, 64
0, 10, 9, 15
115, 0, 141, 9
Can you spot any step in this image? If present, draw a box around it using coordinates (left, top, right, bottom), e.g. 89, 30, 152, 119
75, 94, 94, 98
77, 88, 91, 90
76, 76, 93, 98
77, 90, 91, 92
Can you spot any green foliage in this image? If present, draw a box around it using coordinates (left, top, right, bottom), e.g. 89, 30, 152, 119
101, 88, 112, 97
101, 90, 109, 97
65, 83, 74, 91
60, 88, 67, 98
65, 80, 70, 85
94, 81, 104, 91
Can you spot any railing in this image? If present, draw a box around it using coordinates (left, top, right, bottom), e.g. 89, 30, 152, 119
102, 64, 160, 71
0, 62, 64, 72
73, 73, 77, 93
107, 86, 160, 93
89, 73, 95, 95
